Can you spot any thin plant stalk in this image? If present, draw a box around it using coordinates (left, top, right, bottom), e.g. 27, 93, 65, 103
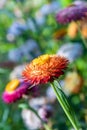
51, 80, 80, 130
28, 105, 52, 130
20, 99, 52, 130
77, 21, 87, 49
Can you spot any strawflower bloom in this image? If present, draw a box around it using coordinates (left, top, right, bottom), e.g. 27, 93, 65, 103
22, 54, 69, 85
3, 55, 79, 129
2, 79, 31, 103
56, 4, 87, 24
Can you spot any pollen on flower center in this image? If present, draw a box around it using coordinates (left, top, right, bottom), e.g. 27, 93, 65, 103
32, 54, 50, 66
5, 79, 20, 93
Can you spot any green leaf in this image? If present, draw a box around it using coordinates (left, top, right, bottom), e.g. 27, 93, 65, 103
60, 0, 72, 8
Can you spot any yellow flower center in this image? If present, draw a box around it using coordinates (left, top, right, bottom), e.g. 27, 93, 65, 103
5, 79, 20, 92
32, 54, 50, 65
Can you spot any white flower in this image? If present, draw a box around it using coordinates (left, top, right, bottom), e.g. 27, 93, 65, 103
57, 43, 83, 63
22, 109, 42, 130
22, 97, 53, 129
0, 0, 6, 9
9, 64, 25, 80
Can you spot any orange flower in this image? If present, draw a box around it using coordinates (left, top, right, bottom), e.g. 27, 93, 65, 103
63, 71, 83, 95
67, 20, 87, 39
81, 24, 87, 38
67, 22, 78, 39
22, 54, 69, 85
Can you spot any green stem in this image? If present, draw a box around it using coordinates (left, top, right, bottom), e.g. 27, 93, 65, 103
51, 80, 80, 130
77, 22, 87, 49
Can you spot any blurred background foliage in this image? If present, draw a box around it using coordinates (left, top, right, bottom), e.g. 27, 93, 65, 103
0, 0, 87, 130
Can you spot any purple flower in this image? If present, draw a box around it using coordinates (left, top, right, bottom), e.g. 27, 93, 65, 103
56, 4, 87, 24
2, 81, 30, 104
8, 22, 27, 36
2, 78, 39, 104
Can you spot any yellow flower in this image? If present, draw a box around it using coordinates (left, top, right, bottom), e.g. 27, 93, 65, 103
5, 79, 20, 93
67, 20, 87, 39
22, 54, 69, 85
67, 22, 78, 39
